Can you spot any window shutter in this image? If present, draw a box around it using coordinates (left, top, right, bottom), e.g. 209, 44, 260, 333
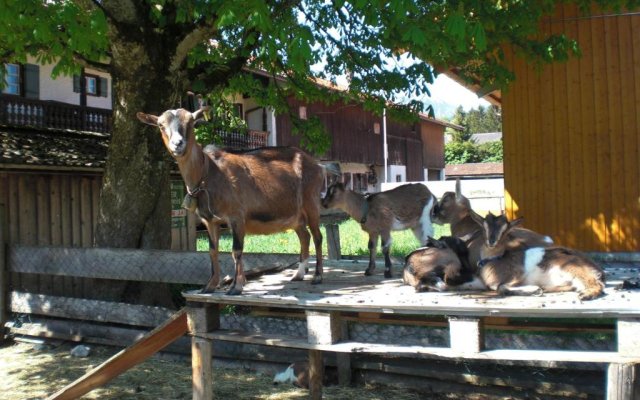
99, 77, 108, 97
24, 64, 40, 99
73, 75, 81, 93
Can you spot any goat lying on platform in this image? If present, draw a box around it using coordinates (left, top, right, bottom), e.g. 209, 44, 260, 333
321, 182, 436, 278
137, 108, 339, 295
403, 233, 484, 292
471, 212, 605, 300
432, 179, 553, 267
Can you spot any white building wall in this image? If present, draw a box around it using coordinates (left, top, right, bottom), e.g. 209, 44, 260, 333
85, 68, 112, 110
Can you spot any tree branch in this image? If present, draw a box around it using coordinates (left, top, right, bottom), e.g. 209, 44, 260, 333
169, 24, 219, 75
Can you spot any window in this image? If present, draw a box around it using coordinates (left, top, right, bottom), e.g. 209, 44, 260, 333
85, 75, 98, 96
3, 63, 20, 95
395, 174, 402, 182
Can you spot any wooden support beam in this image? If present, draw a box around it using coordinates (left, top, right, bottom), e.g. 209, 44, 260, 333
449, 317, 484, 353
306, 310, 345, 399
192, 337, 213, 400
309, 349, 324, 400
46, 309, 188, 400
337, 318, 352, 386
325, 224, 341, 260
0, 204, 6, 342
187, 303, 220, 334
607, 363, 640, 400
618, 318, 640, 357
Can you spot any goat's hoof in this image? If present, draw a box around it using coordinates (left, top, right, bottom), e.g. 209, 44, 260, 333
384, 270, 392, 279
225, 287, 243, 296
311, 275, 323, 285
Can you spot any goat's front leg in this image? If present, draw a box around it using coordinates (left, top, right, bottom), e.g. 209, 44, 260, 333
381, 232, 393, 278
227, 224, 247, 296
202, 223, 221, 293
365, 233, 379, 276
309, 221, 323, 285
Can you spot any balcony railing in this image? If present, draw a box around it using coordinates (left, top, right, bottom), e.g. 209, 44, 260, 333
0, 95, 269, 149
0, 95, 112, 134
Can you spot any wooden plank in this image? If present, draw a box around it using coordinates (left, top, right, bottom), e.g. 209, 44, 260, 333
201, 330, 640, 363
606, 363, 640, 400
0, 204, 6, 341
36, 176, 53, 294
191, 337, 213, 400
306, 310, 342, 345
49, 175, 65, 296
46, 308, 188, 400
325, 224, 341, 260
9, 291, 174, 327
617, 14, 639, 252
187, 303, 220, 334
70, 177, 82, 247
617, 319, 640, 357
7, 245, 299, 284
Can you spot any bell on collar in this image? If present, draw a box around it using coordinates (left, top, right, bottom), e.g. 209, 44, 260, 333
182, 194, 198, 213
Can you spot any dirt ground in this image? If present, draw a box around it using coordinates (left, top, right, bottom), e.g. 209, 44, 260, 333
1, 339, 468, 400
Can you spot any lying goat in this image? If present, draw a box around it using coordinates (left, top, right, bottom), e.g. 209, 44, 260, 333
403, 234, 484, 292
432, 179, 553, 267
322, 182, 436, 278
137, 108, 339, 295
471, 212, 605, 300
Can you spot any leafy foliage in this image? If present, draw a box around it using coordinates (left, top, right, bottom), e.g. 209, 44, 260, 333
445, 105, 503, 164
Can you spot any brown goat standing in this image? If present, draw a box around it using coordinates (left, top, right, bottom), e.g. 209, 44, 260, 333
137, 108, 336, 295
321, 182, 436, 278
471, 212, 605, 300
432, 179, 553, 267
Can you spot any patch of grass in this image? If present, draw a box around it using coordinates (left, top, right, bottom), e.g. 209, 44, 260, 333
196, 220, 451, 258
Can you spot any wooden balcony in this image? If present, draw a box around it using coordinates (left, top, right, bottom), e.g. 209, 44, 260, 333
0, 95, 112, 134
0, 95, 269, 149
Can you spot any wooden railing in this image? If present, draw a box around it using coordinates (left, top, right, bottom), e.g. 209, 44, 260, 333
0, 95, 269, 148
0, 95, 113, 134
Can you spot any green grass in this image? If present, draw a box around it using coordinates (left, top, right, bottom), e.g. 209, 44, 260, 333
197, 219, 450, 258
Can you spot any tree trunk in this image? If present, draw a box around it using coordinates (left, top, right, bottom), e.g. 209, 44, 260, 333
94, 35, 179, 308
96, 40, 173, 250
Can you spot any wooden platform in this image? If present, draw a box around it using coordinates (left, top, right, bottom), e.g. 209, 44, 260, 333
184, 260, 640, 318
185, 261, 640, 400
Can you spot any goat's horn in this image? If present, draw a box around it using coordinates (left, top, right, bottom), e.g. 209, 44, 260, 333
192, 106, 211, 121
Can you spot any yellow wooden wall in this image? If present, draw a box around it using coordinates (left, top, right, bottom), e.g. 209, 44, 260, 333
503, 5, 640, 251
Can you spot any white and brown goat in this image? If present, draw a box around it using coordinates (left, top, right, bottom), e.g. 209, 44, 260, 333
137, 108, 338, 295
403, 233, 484, 292
432, 180, 553, 267
471, 212, 605, 300
321, 182, 436, 278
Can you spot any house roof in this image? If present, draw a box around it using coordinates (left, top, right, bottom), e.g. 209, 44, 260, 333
445, 162, 503, 178
0, 126, 108, 170
471, 132, 502, 144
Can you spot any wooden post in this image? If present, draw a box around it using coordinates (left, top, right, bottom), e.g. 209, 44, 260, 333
618, 318, 640, 357
187, 303, 219, 400
306, 311, 344, 399
448, 316, 484, 353
607, 363, 640, 400
0, 204, 6, 342
325, 223, 341, 260
336, 319, 352, 386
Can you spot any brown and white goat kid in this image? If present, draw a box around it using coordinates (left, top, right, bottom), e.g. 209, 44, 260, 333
471, 212, 605, 300
403, 233, 484, 292
322, 182, 436, 278
137, 108, 337, 295
432, 179, 553, 267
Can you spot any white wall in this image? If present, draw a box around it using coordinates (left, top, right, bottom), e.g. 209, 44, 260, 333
387, 165, 406, 183
85, 68, 112, 110
381, 178, 505, 215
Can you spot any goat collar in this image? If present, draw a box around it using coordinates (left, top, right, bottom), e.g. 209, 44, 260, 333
186, 154, 209, 197
477, 255, 502, 268
359, 196, 370, 224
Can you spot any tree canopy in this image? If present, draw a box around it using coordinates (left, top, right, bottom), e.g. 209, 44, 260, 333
1, 0, 637, 248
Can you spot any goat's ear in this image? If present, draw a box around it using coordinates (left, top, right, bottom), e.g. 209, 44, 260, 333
192, 106, 211, 121
509, 216, 525, 229
137, 112, 159, 126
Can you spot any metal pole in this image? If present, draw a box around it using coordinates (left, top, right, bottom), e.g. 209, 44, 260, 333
382, 108, 388, 183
